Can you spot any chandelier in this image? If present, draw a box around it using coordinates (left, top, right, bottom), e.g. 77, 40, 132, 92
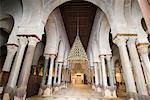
67, 34, 88, 63
67, 13, 88, 63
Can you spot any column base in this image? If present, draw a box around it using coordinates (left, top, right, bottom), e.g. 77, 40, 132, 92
43, 87, 53, 96
102, 86, 117, 98
14, 86, 27, 100
54, 86, 59, 92
2, 93, 10, 100
38, 88, 43, 96
92, 84, 95, 90
14, 96, 26, 100
126, 92, 138, 100
96, 86, 102, 93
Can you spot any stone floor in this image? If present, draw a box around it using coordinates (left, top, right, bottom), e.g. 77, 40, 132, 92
27, 84, 124, 100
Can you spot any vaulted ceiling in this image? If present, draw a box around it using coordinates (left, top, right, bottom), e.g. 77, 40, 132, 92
60, 1, 97, 50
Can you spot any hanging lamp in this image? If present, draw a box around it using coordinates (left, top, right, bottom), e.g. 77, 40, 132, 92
67, 12, 88, 63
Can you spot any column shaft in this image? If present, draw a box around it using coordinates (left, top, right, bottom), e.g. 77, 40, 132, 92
2, 45, 18, 72
47, 55, 55, 86
127, 39, 148, 95
53, 62, 58, 85
114, 37, 137, 94
138, 44, 150, 93
101, 55, 108, 87
57, 63, 63, 85
106, 55, 114, 87
16, 37, 39, 98
41, 55, 49, 86
5, 37, 28, 92
94, 62, 99, 86
97, 62, 102, 85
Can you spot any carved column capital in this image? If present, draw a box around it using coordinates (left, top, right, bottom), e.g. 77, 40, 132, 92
113, 36, 128, 47
50, 54, 56, 60
28, 37, 39, 46
18, 36, 28, 46
127, 37, 137, 45
137, 44, 149, 55
7, 45, 18, 54
44, 55, 50, 59
105, 54, 112, 61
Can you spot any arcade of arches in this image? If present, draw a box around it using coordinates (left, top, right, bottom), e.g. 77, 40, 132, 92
0, 0, 150, 100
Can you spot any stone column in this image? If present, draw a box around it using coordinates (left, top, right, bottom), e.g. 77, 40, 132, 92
38, 55, 49, 95
106, 55, 114, 87
113, 36, 137, 98
47, 55, 56, 85
3, 37, 28, 100
57, 63, 63, 86
43, 54, 56, 96
2, 45, 18, 72
94, 62, 99, 86
53, 62, 58, 86
91, 66, 94, 85
14, 37, 39, 100
100, 55, 108, 87
137, 44, 150, 94
127, 38, 148, 96
97, 62, 102, 86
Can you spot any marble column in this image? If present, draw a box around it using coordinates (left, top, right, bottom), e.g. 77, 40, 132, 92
97, 62, 102, 86
53, 62, 58, 86
91, 67, 94, 85
41, 55, 49, 86
127, 38, 148, 96
94, 62, 99, 86
137, 44, 150, 94
111, 58, 116, 85
15, 37, 39, 99
43, 54, 56, 96
100, 55, 108, 87
47, 55, 56, 85
3, 37, 28, 100
38, 55, 49, 95
2, 45, 18, 72
113, 36, 137, 98
57, 63, 63, 86
106, 55, 114, 87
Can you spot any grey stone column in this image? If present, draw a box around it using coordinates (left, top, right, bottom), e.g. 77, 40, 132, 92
38, 55, 49, 96
57, 63, 63, 85
137, 44, 150, 94
113, 36, 137, 98
127, 38, 148, 96
41, 55, 50, 86
91, 66, 94, 85
3, 37, 28, 100
111, 58, 116, 85
15, 37, 39, 99
106, 55, 114, 87
53, 62, 58, 85
94, 62, 99, 86
97, 62, 102, 86
47, 55, 56, 86
2, 45, 18, 72
100, 55, 108, 87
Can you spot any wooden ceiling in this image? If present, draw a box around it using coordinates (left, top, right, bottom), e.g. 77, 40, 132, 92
60, 1, 97, 50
